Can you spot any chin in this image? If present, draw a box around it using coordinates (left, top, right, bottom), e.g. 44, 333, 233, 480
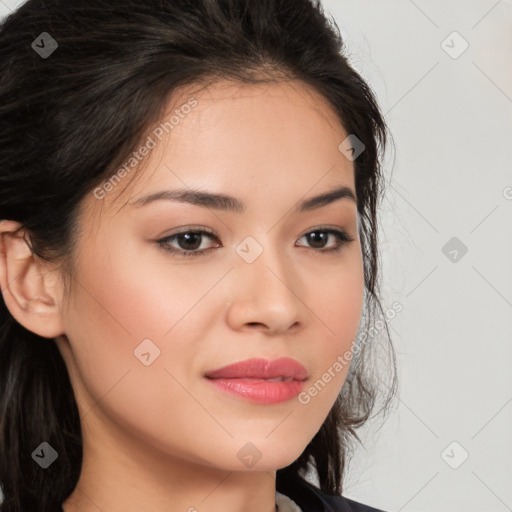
202, 439, 308, 473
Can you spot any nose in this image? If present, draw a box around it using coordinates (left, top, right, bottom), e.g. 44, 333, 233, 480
225, 242, 303, 335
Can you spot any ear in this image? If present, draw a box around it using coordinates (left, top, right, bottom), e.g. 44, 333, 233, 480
0, 220, 65, 339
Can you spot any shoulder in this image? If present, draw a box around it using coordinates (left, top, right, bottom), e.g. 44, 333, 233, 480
276, 472, 389, 512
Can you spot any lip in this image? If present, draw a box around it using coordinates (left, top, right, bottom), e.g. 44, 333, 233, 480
204, 357, 308, 404
204, 357, 308, 380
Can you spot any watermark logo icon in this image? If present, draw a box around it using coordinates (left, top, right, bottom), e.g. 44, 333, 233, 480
134, 338, 161, 366
442, 236, 468, 263
32, 442, 58, 469
441, 31, 469, 59
441, 441, 469, 469
31, 32, 58, 59
338, 134, 365, 161
236, 442, 262, 468
236, 236, 263, 264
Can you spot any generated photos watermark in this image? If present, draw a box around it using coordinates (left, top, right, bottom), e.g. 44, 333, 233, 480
93, 98, 198, 200
298, 301, 403, 405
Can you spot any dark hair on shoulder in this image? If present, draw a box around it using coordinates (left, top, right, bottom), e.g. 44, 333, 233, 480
0, 0, 397, 509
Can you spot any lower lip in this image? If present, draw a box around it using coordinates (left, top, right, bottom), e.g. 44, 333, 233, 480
205, 378, 306, 404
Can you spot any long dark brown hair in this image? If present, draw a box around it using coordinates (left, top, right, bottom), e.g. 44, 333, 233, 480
0, 0, 397, 510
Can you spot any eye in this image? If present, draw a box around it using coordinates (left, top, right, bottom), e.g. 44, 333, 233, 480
156, 226, 356, 258
296, 227, 356, 255
157, 227, 220, 258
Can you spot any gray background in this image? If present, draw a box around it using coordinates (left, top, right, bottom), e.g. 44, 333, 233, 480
1, 1, 511, 511
319, 2, 512, 512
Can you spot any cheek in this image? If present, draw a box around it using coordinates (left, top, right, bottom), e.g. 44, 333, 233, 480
62, 229, 229, 397
61, 234, 225, 454
308, 246, 365, 350
297, 248, 364, 408
71, 229, 218, 341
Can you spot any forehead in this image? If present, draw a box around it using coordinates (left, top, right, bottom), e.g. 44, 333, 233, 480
83, 79, 354, 221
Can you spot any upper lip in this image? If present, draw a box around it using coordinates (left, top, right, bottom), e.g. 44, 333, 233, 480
204, 357, 308, 381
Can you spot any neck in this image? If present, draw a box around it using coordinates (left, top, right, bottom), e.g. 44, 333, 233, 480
62, 411, 279, 512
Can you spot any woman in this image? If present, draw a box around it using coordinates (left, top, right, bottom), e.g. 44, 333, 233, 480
0, 1, 397, 511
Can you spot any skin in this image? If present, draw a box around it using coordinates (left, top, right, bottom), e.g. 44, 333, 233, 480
0, 79, 364, 512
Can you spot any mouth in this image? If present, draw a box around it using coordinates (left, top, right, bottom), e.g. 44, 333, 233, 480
204, 357, 308, 404
204, 356, 308, 381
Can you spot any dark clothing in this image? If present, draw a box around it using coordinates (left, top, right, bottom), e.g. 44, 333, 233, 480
277, 473, 388, 512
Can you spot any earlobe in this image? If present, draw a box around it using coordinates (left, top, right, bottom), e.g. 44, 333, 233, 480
0, 219, 65, 339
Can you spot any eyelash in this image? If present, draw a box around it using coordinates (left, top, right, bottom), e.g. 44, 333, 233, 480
156, 226, 356, 259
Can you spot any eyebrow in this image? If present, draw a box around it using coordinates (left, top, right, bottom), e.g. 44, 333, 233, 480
131, 185, 357, 213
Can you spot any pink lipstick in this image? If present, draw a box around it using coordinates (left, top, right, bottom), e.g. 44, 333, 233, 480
204, 357, 308, 404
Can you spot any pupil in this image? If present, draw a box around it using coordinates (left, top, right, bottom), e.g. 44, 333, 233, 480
179, 233, 201, 251
308, 232, 326, 249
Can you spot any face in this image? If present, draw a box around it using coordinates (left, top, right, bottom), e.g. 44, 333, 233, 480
54, 79, 364, 473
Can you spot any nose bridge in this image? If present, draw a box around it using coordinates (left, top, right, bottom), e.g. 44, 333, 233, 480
233, 232, 301, 313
